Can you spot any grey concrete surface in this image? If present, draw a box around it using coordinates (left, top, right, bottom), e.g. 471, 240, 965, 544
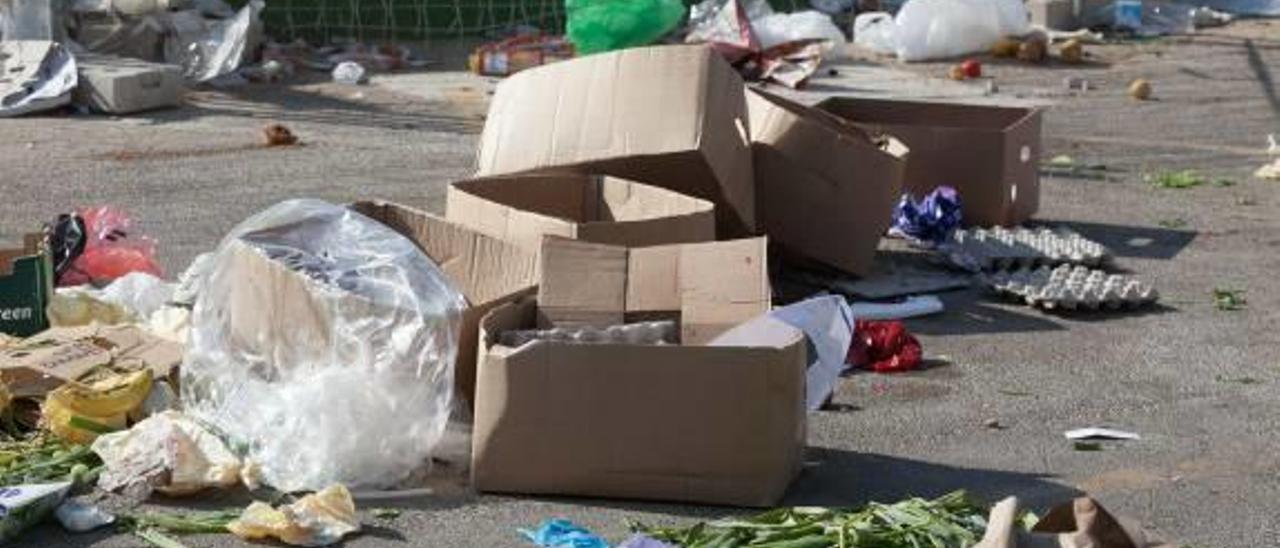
5, 22, 1280, 547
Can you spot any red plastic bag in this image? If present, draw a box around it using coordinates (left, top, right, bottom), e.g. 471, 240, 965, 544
847, 319, 922, 373
57, 207, 161, 287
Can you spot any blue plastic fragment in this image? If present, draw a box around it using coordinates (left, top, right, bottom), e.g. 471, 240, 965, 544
520, 519, 611, 548
890, 185, 962, 245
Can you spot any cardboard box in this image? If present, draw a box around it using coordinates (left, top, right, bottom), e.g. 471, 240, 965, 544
0, 234, 52, 338
747, 89, 908, 276
446, 173, 715, 254
476, 44, 756, 237
75, 54, 183, 114
0, 325, 182, 398
351, 201, 538, 406
817, 97, 1043, 227
472, 237, 806, 506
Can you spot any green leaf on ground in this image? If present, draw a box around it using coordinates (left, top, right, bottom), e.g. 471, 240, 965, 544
372, 508, 402, 520
1147, 170, 1206, 189
1212, 288, 1247, 311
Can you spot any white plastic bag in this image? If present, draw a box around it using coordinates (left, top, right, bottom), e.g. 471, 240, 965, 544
853, 12, 897, 54
752, 10, 847, 51
182, 199, 466, 492
884, 0, 1029, 62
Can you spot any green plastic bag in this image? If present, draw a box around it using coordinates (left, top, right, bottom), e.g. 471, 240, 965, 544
566, 0, 687, 55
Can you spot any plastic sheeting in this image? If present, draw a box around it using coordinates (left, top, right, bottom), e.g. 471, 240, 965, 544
182, 199, 466, 493
853, 0, 1029, 62
166, 0, 263, 82
0, 41, 77, 117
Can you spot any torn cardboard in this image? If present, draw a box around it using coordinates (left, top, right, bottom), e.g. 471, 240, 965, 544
472, 296, 805, 507
351, 201, 538, 407
747, 89, 908, 276
817, 97, 1042, 227
537, 236, 770, 345
0, 234, 52, 338
476, 44, 756, 237
445, 173, 715, 254
0, 324, 182, 398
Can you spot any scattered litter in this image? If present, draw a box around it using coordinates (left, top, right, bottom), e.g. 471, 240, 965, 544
47, 272, 174, 327
977, 495, 1169, 547
1255, 158, 1280, 180
848, 319, 923, 373
849, 295, 945, 321
1191, 6, 1235, 27
890, 186, 963, 245
1064, 76, 1091, 91
1212, 288, 1247, 311
44, 369, 152, 445
636, 491, 990, 546
1064, 427, 1140, 441
687, 0, 845, 87
855, 0, 1030, 61
985, 265, 1158, 311
617, 534, 677, 548
91, 410, 250, 500
499, 321, 677, 347
371, 508, 402, 520
983, 418, 1004, 429
0, 41, 78, 117
1073, 441, 1103, 451
1, 324, 181, 399
261, 123, 299, 147
1215, 375, 1262, 385
1147, 170, 1204, 189
1128, 78, 1153, 100
469, 33, 574, 77
118, 508, 239, 536
56, 500, 116, 533
49, 206, 162, 288
169, 0, 265, 82
228, 484, 360, 546
331, 61, 368, 85
769, 296, 855, 411
0, 482, 72, 543
1017, 32, 1049, 63
942, 226, 1111, 271
567, 0, 685, 55
1059, 38, 1084, 63
183, 199, 466, 492
521, 519, 609, 548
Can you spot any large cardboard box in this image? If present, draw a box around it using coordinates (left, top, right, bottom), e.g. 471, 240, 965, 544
476, 45, 756, 237
748, 89, 908, 276
817, 97, 1043, 227
472, 237, 806, 506
0, 234, 52, 338
445, 173, 715, 254
352, 201, 538, 407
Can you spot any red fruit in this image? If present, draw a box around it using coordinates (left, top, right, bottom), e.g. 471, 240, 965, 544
961, 59, 982, 78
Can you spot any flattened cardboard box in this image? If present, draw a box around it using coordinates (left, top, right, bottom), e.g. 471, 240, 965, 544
0, 234, 52, 338
446, 173, 715, 254
472, 236, 807, 507
747, 89, 907, 276
817, 97, 1042, 227
0, 325, 182, 398
352, 201, 538, 407
476, 44, 756, 237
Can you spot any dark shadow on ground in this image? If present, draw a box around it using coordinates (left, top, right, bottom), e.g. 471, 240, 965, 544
909, 290, 1065, 336
1042, 220, 1197, 260
786, 448, 1083, 511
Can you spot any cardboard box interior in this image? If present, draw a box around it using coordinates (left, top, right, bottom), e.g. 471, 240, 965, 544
446, 173, 715, 253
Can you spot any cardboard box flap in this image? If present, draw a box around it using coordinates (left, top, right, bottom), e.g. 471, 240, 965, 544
352, 201, 537, 307
817, 97, 1035, 131
476, 44, 755, 236
0, 325, 182, 398
538, 236, 770, 343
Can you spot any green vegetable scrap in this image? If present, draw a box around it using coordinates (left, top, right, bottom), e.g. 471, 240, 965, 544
1156, 218, 1188, 229
1212, 288, 1247, 311
1215, 375, 1261, 385
0, 436, 102, 487
119, 509, 240, 548
373, 508, 402, 520
633, 491, 1002, 547
1147, 170, 1206, 189
1073, 441, 1103, 452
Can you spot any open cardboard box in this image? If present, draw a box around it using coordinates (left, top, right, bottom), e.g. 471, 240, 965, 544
471, 236, 807, 506
748, 89, 908, 276
445, 173, 715, 254
817, 97, 1042, 227
0, 325, 182, 398
351, 201, 538, 408
476, 44, 756, 238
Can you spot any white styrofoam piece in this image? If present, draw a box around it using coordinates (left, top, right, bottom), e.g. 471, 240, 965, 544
850, 295, 944, 320
1065, 427, 1141, 441
984, 264, 1158, 311
943, 226, 1111, 272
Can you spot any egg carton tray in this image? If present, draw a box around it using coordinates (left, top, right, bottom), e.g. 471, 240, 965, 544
983, 265, 1159, 311
499, 320, 677, 347
941, 226, 1111, 271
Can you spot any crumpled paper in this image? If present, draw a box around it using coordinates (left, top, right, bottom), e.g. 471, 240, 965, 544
890, 185, 963, 245
90, 410, 253, 500
227, 484, 360, 547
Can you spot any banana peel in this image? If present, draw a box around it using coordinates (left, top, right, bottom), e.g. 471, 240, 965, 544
44, 370, 152, 445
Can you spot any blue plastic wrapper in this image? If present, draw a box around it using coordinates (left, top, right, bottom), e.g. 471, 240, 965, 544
890, 186, 962, 245
521, 519, 610, 548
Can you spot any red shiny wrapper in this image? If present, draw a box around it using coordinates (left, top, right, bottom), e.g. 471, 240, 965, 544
848, 319, 923, 373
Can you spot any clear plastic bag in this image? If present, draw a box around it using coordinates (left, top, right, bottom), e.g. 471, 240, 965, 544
892, 0, 1029, 62
752, 10, 847, 51
182, 199, 467, 493
165, 0, 264, 82
853, 11, 897, 54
